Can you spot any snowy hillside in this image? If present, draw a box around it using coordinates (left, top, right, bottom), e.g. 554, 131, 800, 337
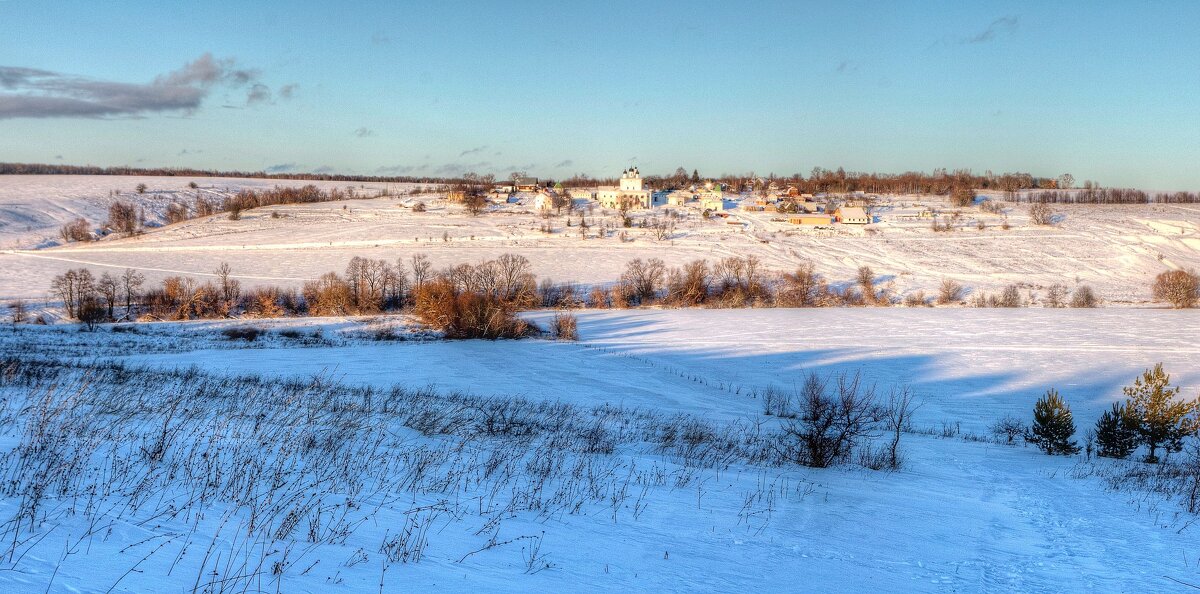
1, 175, 1196, 304
0, 310, 1197, 592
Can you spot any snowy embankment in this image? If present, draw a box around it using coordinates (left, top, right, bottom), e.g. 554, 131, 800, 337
0, 309, 1197, 592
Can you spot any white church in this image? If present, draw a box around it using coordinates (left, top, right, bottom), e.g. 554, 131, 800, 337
597, 167, 652, 209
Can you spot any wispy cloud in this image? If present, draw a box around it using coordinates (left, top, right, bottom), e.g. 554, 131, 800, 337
246, 83, 272, 105
376, 164, 424, 175
458, 145, 487, 158
434, 161, 491, 175
313, 165, 336, 174
962, 16, 1018, 44
553, 159, 574, 168
0, 53, 288, 119
354, 127, 375, 138
264, 162, 299, 173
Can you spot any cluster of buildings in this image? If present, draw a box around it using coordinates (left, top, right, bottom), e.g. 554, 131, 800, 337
481, 168, 874, 225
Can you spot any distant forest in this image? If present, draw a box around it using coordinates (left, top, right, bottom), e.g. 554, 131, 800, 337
3, 162, 1196, 203
0, 162, 444, 184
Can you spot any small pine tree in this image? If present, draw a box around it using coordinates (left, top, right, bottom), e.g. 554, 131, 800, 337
1030, 389, 1080, 455
1123, 363, 1200, 463
1094, 402, 1138, 459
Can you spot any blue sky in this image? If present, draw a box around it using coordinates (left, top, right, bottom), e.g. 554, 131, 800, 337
1, 1, 1198, 189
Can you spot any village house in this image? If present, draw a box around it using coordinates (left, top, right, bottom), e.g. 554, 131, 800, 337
833, 206, 871, 224
598, 167, 652, 209
569, 188, 595, 201
788, 214, 833, 226
665, 189, 694, 207
534, 191, 556, 211
514, 176, 540, 192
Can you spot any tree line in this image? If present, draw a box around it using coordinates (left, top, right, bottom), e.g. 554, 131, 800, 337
34, 254, 1197, 338
0, 162, 454, 184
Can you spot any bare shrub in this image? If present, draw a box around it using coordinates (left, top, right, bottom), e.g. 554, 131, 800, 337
990, 415, 1027, 445
783, 372, 882, 468
59, 218, 92, 243
937, 279, 964, 305
1029, 202, 1054, 225
996, 285, 1022, 307
778, 261, 822, 307
903, 291, 929, 307
1070, 285, 1098, 308
1044, 284, 1068, 308
762, 387, 793, 418
550, 311, 578, 340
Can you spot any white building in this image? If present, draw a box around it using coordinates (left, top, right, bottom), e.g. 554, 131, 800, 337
696, 181, 724, 212
598, 167, 652, 209
534, 191, 556, 211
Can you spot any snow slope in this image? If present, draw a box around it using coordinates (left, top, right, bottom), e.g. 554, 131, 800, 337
0, 308, 1198, 592
1, 175, 1198, 304
0, 310, 1197, 592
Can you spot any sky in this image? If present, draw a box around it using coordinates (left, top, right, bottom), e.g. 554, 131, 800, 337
1, 1, 1198, 189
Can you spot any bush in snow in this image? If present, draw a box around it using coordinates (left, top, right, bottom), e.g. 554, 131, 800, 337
937, 278, 965, 305
990, 415, 1027, 445
550, 311, 578, 340
1094, 402, 1139, 459
59, 218, 92, 243
1029, 389, 1080, 455
1070, 285, 1098, 308
783, 372, 882, 468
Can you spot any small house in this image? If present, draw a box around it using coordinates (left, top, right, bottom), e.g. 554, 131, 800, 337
833, 206, 870, 224
789, 214, 832, 226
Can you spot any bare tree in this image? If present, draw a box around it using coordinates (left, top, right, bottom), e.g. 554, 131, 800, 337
106, 200, 142, 236
96, 272, 118, 319
215, 262, 241, 308
883, 387, 919, 469
410, 254, 432, 294
650, 217, 675, 241
1152, 269, 1199, 308
120, 268, 145, 319
8, 300, 27, 324
620, 258, 666, 304
1044, 284, 1068, 308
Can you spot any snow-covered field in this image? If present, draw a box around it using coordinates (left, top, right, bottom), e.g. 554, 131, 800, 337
1, 175, 1198, 304
1, 175, 1199, 592
0, 309, 1198, 592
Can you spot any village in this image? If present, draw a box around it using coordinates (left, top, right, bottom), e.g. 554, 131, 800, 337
459, 166, 878, 229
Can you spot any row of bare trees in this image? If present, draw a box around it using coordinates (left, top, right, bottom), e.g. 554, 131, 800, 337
41, 257, 1195, 330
